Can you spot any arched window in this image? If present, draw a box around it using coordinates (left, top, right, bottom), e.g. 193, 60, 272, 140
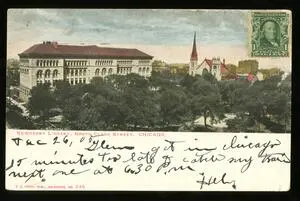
71, 69, 74, 76
75, 69, 78, 76
95, 68, 100, 76
142, 67, 146, 74
43, 60, 46, 66
79, 69, 82, 76
56, 60, 59, 66
102, 68, 107, 76
37, 70, 43, 79
50, 61, 53, 66
36, 60, 40, 66
53, 69, 58, 78
138, 68, 141, 73
146, 67, 150, 73
45, 69, 51, 78
202, 68, 209, 76
108, 68, 112, 75
47, 60, 49, 66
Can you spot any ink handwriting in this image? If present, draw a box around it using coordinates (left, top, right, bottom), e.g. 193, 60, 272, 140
6, 133, 290, 190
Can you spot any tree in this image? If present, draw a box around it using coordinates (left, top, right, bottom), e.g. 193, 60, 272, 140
226, 73, 291, 133
120, 74, 159, 130
180, 74, 197, 89
28, 83, 56, 127
159, 86, 192, 128
6, 59, 20, 85
190, 76, 225, 128
52, 80, 72, 108
6, 59, 20, 97
219, 80, 250, 112
152, 60, 167, 68
149, 71, 174, 90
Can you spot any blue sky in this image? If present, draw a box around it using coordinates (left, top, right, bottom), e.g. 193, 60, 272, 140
7, 9, 248, 46
7, 9, 291, 71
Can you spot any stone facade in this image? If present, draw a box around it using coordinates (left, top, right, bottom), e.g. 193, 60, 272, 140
18, 42, 153, 101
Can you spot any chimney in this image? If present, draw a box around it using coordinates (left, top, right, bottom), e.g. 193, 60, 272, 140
52, 41, 58, 48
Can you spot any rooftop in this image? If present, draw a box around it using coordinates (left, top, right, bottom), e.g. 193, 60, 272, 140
18, 41, 153, 59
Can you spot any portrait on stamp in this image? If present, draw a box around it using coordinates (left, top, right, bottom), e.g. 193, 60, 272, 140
259, 20, 280, 48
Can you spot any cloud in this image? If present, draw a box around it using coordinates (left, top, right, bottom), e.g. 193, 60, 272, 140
6, 9, 291, 72
7, 9, 248, 46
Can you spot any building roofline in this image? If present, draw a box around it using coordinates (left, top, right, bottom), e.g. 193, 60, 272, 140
18, 43, 154, 59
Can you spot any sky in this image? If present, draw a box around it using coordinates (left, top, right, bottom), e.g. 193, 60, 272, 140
7, 9, 291, 72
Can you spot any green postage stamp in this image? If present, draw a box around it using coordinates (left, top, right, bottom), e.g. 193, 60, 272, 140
249, 11, 291, 57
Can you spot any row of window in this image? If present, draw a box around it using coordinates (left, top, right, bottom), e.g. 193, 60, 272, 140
117, 67, 132, 74
37, 79, 59, 86
66, 69, 87, 77
95, 68, 113, 76
138, 60, 150, 64
65, 60, 88, 67
32, 59, 151, 68
37, 60, 59, 67
20, 68, 30, 74
35, 67, 151, 86
36, 69, 59, 79
95, 60, 113, 66
68, 78, 87, 85
117, 60, 132, 65
138, 67, 151, 73
35, 67, 150, 80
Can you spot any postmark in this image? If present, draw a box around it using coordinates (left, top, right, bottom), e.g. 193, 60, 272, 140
249, 11, 291, 57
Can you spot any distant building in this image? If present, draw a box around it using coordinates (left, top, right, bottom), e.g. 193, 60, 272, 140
260, 68, 282, 79
168, 64, 189, 74
237, 60, 259, 74
152, 60, 168, 73
18, 41, 153, 101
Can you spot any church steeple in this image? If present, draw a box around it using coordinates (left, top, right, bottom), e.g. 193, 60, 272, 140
189, 32, 198, 76
190, 31, 198, 61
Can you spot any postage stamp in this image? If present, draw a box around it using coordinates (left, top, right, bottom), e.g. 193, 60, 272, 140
249, 11, 291, 57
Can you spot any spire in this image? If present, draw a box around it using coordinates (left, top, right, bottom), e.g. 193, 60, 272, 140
190, 31, 198, 61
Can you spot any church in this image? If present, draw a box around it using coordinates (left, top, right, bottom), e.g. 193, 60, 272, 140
188, 32, 229, 81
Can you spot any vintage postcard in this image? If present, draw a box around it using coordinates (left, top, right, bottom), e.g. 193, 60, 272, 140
6, 9, 291, 191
